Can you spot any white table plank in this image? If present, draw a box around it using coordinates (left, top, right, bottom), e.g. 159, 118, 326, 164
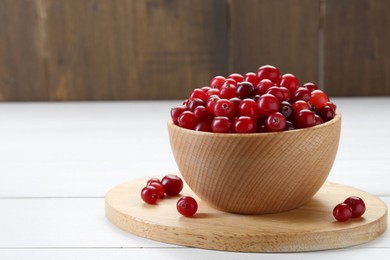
0, 197, 388, 249
0, 98, 389, 198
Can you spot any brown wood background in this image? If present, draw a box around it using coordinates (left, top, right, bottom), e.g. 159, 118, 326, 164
0, 0, 389, 101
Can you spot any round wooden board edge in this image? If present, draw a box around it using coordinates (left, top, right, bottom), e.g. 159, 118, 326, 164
105, 177, 388, 253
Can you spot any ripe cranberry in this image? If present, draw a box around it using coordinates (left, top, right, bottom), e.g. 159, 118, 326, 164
214, 99, 235, 118
141, 186, 159, 204
236, 81, 255, 99
303, 82, 318, 92
193, 106, 212, 122
267, 86, 284, 102
326, 101, 337, 112
295, 109, 316, 129
220, 84, 237, 99
206, 95, 220, 114
161, 175, 183, 196
318, 105, 335, 122
292, 100, 311, 114
211, 116, 232, 133
238, 98, 260, 119
280, 73, 299, 94
190, 88, 208, 101
344, 196, 366, 218
210, 76, 226, 89
187, 98, 205, 111
279, 101, 293, 119
333, 203, 352, 222
257, 94, 280, 116
293, 87, 311, 102
148, 182, 165, 199
207, 88, 220, 97
266, 112, 286, 132
314, 114, 324, 125
171, 106, 187, 125
279, 86, 291, 101
195, 121, 212, 132
234, 116, 257, 133
177, 196, 198, 217
285, 121, 296, 131
225, 78, 238, 87
178, 111, 197, 130
201, 86, 211, 92
310, 90, 329, 109
228, 73, 244, 83
146, 178, 161, 186
257, 65, 281, 84
244, 72, 260, 86
257, 79, 274, 95
229, 97, 242, 117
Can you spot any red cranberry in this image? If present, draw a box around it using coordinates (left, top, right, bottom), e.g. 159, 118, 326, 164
333, 203, 352, 222
161, 175, 183, 196
244, 72, 260, 86
344, 196, 366, 218
292, 100, 311, 114
234, 116, 257, 133
293, 87, 311, 102
257, 94, 280, 116
141, 186, 159, 204
229, 97, 242, 117
187, 98, 205, 111
210, 76, 225, 89
267, 86, 284, 102
314, 114, 324, 125
295, 109, 316, 129
214, 99, 235, 118
178, 111, 197, 130
303, 82, 318, 92
195, 121, 212, 132
256, 65, 281, 84
220, 84, 237, 99
257, 79, 274, 95
236, 81, 255, 99
193, 106, 212, 122
310, 90, 329, 109
211, 116, 232, 133
318, 105, 335, 122
266, 112, 286, 132
148, 182, 165, 199
280, 73, 299, 94
177, 196, 198, 217
171, 106, 187, 125
206, 96, 220, 114
238, 98, 260, 119
228, 73, 244, 83
190, 88, 208, 101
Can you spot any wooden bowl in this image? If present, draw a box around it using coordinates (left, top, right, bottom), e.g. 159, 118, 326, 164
167, 113, 341, 214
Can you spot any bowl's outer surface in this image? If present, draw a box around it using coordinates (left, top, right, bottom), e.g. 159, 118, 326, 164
168, 114, 341, 214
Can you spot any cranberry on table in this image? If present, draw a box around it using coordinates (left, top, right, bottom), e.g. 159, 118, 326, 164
333, 203, 353, 222
161, 175, 183, 196
146, 178, 161, 185
148, 182, 165, 199
177, 196, 198, 217
141, 186, 159, 204
344, 196, 366, 218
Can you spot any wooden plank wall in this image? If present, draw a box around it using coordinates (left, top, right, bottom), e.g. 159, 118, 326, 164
0, 0, 389, 101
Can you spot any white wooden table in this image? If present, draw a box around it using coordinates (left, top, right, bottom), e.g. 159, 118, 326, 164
0, 98, 389, 259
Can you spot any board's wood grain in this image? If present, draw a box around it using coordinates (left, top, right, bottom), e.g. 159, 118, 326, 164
105, 176, 388, 252
228, 0, 320, 85
42, 0, 227, 100
0, 0, 47, 101
324, 0, 390, 96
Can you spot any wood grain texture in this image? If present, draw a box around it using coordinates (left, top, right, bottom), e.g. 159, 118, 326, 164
167, 114, 341, 214
105, 176, 388, 252
42, 0, 228, 100
324, 0, 390, 96
228, 0, 320, 85
0, 0, 47, 101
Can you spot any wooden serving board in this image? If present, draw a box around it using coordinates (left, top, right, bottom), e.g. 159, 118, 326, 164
105, 175, 388, 252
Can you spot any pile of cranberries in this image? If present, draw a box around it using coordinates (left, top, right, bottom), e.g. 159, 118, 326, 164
171, 65, 337, 133
333, 196, 366, 222
141, 175, 198, 217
